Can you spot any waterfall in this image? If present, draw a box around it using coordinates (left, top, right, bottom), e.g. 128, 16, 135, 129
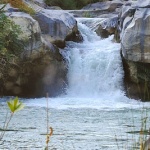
23, 18, 141, 109
62, 18, 124, 99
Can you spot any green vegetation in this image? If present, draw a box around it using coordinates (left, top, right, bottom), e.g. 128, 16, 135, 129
0, 0, 35, 15
0, 13, 23, 58
0, 97, 24, 141
9, 0, 35, 15
45, 0, 105, 10
7, 97, 24, 113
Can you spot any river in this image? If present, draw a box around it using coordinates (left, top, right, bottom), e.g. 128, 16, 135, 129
0, 18, 150, 150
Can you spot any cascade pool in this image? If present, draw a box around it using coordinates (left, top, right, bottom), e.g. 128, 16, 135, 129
0, 18, 150, 150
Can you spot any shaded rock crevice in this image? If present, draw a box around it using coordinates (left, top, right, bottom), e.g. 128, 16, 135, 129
122, 56, 150, 101
1, 50, 67, 97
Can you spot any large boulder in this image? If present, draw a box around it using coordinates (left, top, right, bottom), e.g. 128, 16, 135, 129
120, 0, 150, 101
121, 7, 150, 63
0, 1, 84, 97
34, 9, 81, 48
0, 9, 67, 97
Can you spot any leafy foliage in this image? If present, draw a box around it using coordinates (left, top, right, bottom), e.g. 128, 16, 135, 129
7, 97, 24, 113
0, 97, 24, 142
9, 0, 35, 15
0, 13, 23, 57
0, 0, 35, 15
45, 0, 105, 10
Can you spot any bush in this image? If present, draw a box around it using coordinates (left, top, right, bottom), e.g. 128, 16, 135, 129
0, 0, 35, 15
9, 0, 35, 15
45, 0, 105, 10
0, 13, 23, 57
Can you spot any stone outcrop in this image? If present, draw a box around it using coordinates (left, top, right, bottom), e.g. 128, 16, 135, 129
119, 0, 150, 101
23, 0, 82, 48
6, 12, 43, 55
120, 6, 150, 63
1, 11, 67, 97
34, 9, 81, 48
0, 3, 82, 97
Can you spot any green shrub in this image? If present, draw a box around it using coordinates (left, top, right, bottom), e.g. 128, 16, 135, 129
0, 13, 23, 58
0, 97, 24, 141
45, 0, 105, 10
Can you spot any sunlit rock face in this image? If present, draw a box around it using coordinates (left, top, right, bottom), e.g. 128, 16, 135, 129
120, 0, 150, 101
34, 9, 81, 48
121, 6, 150, 63
6, 12, 42, 53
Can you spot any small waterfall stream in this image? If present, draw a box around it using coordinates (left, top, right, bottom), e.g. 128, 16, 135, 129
23, 18, 141, 109
64, 19, 124, 98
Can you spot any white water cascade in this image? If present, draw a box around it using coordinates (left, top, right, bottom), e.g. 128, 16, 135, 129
23, 18, 142, 109
64, 18, 124, 99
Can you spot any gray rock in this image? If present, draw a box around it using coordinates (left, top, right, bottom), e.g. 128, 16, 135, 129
135, 0, 150, 8
34, 9, 79, 48
1, 10, 68, 97
68, 0, 133, 18
121, 7, 150, 63
6, 12, 43, 53
120, 0, 150, 101
82, 0, 124, 12
81, 15, 118, 38
95, 16, 118, 38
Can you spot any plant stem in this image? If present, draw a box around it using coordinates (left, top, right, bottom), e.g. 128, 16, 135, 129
0, 113, 13, 141
46, 93, 49, 150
